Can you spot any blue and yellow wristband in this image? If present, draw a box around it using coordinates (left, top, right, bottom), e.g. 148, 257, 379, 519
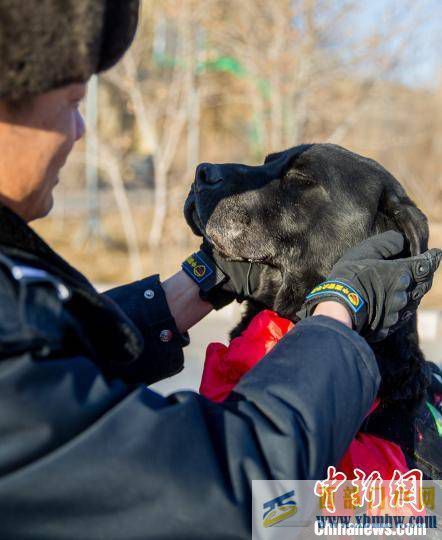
301, 280, 367, 330
306, 280, 365, 314
182, 251, 229, 309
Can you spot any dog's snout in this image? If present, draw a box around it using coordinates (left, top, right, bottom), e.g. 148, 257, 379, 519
196, 163, 223, 187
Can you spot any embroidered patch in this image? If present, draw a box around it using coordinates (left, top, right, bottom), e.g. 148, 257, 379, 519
182, 253, 214, 284
306, 280, 365, 313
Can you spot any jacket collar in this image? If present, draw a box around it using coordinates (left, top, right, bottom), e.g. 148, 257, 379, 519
0, 204, 93, 289
0, 204, 144, 370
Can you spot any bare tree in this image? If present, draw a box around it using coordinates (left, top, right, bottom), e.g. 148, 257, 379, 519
94, 0, 441, 254
99, 144, 143, 279
104, 1, 207, 247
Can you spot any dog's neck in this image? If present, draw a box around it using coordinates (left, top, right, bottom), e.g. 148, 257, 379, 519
233, 297, 427, 408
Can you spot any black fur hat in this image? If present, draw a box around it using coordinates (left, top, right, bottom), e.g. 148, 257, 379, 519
0, 0, 139, 99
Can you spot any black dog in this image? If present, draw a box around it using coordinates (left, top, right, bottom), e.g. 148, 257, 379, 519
184, 143, 431, 411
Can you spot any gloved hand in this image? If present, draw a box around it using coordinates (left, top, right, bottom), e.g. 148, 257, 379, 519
182, 241, 265, 310
297, 231, 442, 342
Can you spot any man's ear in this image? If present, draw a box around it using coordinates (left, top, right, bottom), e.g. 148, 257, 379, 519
378, 184, 429, 256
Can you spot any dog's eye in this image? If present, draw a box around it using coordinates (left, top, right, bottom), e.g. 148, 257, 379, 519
282, 170, 316, 188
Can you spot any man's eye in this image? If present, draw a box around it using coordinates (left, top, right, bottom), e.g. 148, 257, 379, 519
72, 98, 84, 109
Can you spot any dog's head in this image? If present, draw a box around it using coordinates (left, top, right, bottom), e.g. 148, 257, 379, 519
185, 143, 428, 321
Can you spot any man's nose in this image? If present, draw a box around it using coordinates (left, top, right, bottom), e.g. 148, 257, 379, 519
195, 163, 224, 188
75, 110, 86, 142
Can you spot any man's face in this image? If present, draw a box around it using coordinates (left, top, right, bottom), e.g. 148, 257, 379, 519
0, 83, 86, 221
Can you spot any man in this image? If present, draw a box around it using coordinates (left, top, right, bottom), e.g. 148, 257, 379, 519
0, 1, 440, 538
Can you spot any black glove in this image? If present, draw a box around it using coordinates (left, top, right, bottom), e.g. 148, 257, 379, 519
182, 242, 264, 310
297, 231, 442, 342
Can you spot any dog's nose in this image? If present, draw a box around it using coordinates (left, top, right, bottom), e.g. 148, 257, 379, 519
196, 163, 223, 187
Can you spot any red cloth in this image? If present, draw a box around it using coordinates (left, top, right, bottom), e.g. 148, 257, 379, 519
200, 309, 408, 479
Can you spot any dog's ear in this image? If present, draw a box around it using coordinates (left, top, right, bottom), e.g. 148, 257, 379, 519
377, 183, 428, 256
374, 181, 429, 406
264, 151, 285, 164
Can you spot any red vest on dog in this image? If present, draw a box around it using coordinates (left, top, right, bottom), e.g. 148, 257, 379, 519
200, 309, 409, 479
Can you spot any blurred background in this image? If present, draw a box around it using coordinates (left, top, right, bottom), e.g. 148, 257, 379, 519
32, 0, 442, 391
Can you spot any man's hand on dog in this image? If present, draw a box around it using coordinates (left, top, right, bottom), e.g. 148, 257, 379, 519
181, 240, 265, 310
298, 231, 442, 342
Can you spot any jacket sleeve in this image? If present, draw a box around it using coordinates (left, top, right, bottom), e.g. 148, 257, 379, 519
0, 316, 379, 540
104, 275, 189, 385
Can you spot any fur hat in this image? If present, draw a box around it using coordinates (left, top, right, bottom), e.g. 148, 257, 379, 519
0, 0, 139, 100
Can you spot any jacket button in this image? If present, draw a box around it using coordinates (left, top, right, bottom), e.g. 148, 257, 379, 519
35, 346, 51, 358
414, 260, 430, 278
159, 329, 173, 343
144, 289, 155, 300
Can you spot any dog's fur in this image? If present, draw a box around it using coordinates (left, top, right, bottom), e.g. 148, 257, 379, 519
185, 143, 430, 407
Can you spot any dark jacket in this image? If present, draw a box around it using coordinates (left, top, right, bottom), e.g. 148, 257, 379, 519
0, 205, 380, 539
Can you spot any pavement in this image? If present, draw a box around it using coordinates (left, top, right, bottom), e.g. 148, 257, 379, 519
151, 306, 442, 396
